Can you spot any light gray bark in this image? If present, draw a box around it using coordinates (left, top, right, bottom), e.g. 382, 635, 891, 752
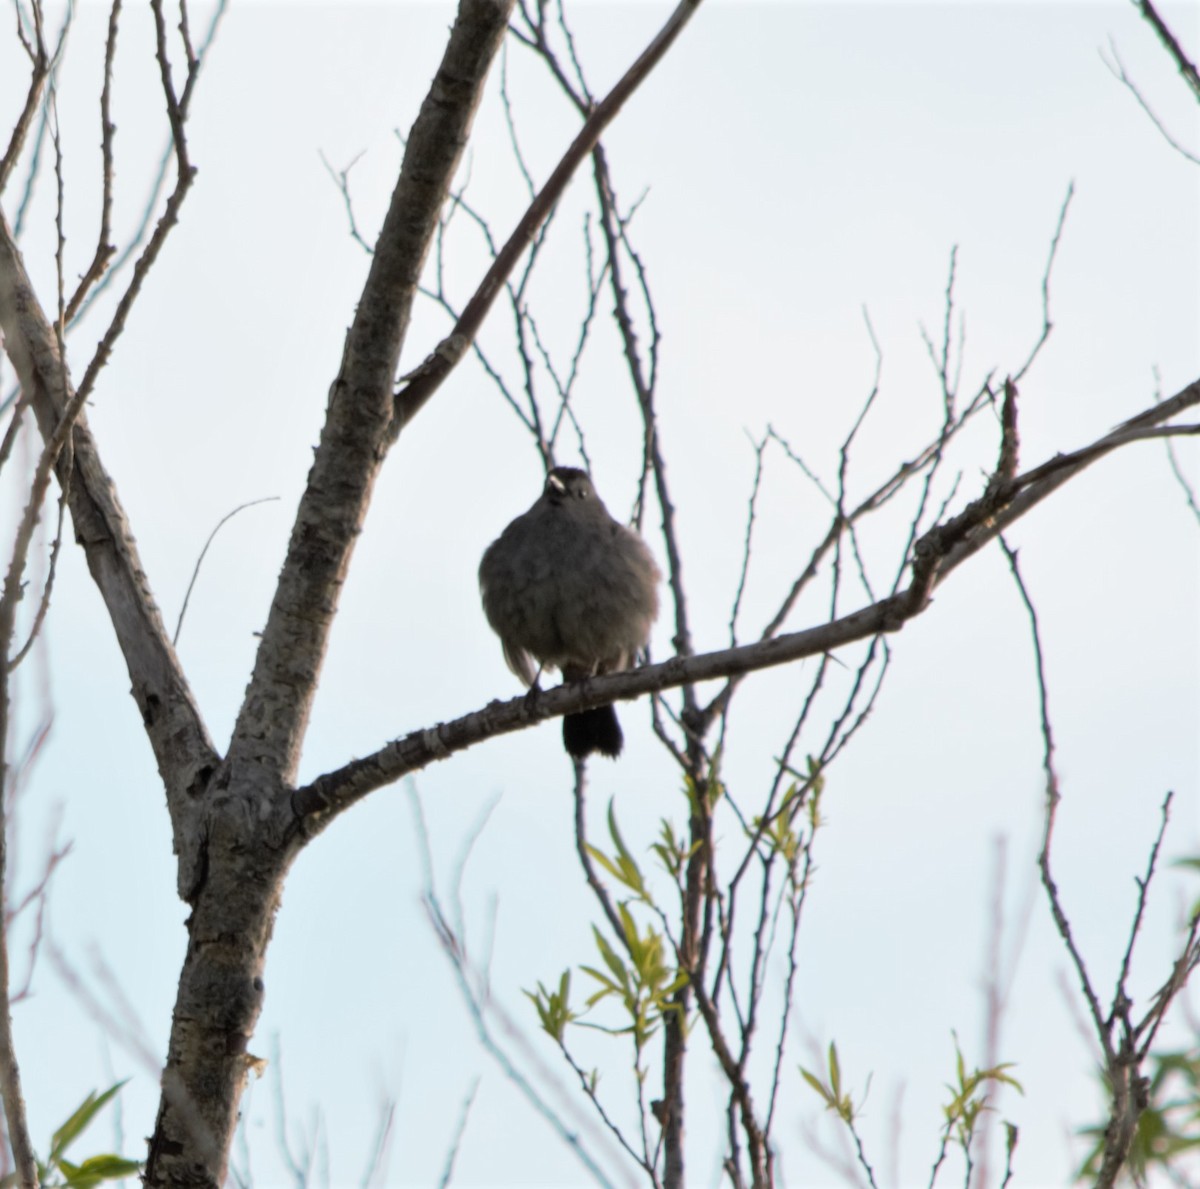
144, 3, 517, 1185
229, 0, 518, 787
0, 215, 219, 888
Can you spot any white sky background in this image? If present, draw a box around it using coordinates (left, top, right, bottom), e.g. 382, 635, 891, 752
2, 1, 1199, 1187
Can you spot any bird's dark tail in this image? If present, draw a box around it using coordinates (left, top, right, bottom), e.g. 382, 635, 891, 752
563, 704, 623, 759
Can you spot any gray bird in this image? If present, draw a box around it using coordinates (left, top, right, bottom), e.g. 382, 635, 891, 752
479, 467, 661, 759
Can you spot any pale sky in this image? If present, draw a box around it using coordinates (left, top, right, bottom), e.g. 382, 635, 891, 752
2, 2, 1198, 1187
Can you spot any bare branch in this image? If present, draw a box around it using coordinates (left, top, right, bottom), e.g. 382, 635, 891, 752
356, 1094, 396, 1189
0, 208, 220, 861
998, 537, 1193, 1189
999, 536, 1112, 1041
229, 0, 517, 782
292, 378, 1200, 828
728, 433, 768, 648
407, 786, 632, 1188
571, 765, 626, 946
1115, 794, 1174, 1014
1104, 40, 1200, 164
1013, 183, 1074, 383
6, 491, 64, 673
150, 0, 192, 178
319, 149, 374, 256
63, 0, 123, 323
0, 0, 51, 196
173, 497, 279, 647
70, 2, 229, 405
391, 0, 705, 435
435, 1079, 479, 1189
1135, 0, 1200, 104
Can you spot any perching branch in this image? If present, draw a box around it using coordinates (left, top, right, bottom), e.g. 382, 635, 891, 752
291, 376, 1200, 828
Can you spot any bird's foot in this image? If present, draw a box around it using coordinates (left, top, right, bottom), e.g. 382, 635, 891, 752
523, 681, 543, 716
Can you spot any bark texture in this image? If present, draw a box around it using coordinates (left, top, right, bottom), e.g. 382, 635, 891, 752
229, 0, 516, 786
0, 214, 218, 885
144, 3, 516, 1185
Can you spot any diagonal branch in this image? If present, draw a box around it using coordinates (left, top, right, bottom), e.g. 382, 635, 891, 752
0, 211, 219, 850
390, 0, 704, 436
0, 14, 49, 197
289, 378, 1200, 830
1135, 0, 1200, 103
230, 0, 706, 786
228, 0, 515, 785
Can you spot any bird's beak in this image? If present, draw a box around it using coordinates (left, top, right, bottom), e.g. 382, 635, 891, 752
547, 473, 566, 495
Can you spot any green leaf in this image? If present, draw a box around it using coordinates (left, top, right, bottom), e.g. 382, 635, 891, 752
1004, 1121, 1019, 1157
63, 1154, 143, 1187
799, 1065, 834, 1107
605, 802, 648, 898
828, 1041, 842, 1100
49, 1082, 128, 1163
579, 965, 621, 999
798, 1042, 858, 1123
1078, 1044, 1200, 1181
584, 845, 627, 884
524, 971, 578, 1042
651, 819, 697, 881
591, 927, 631, 988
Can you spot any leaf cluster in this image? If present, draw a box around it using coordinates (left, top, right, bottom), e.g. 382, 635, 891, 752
528, 803, 688, 1059
0, 1082, 140, 1189
1078, 1046, 1200, 1182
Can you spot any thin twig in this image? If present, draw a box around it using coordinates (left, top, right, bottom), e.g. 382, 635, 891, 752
406, 786, 630, 1188
435, 1079, 479, 1189
173, 497, 279, 647
728, 433, 767, 649
319, 149, 374, 256
356, 1095, 396, 1189
1114, 793, 1174, 1014
1013, 183, 1074, 384
1103, 40, 1200, 164
0, 0, 51, 197
6, 492, 65, 672
392, 0, 705, 435
72, 0, 230, 404
64, 0, 122, 322
572, 763, 628, 947
1000, 536, 1109, 1049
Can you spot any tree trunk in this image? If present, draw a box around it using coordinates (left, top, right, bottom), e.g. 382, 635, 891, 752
144, 772, 293, 1189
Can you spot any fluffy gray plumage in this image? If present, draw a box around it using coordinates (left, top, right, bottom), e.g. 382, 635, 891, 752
479, 467, 661, 758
